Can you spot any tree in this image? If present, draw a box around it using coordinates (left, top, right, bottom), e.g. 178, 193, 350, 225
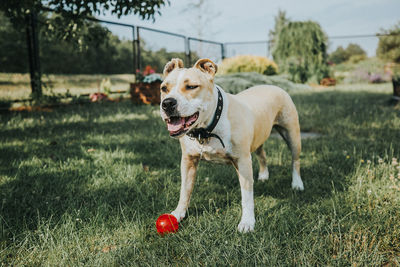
377, 21, 400, 63
181, 0, 220, 59
1, 11, 195, 75
272, 21, 328, 83
0, 1, 168, 97
328, 43, 366, 64
0, 0, 168, 24
268, 10, 289, 54
0, 12, 29, 73
328, 46, 348, 64
0, 0, 168, 42
346, 43, 366, 57
182, 0, 220, 40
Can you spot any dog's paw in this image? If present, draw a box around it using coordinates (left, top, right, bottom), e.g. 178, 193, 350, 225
237, 219, 255, 233
258, 168, 269, 181
291, 180, 304, 191
171, 210, 186, 222
291, 171, 304, 191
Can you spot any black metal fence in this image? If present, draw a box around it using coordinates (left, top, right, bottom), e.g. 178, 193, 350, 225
188, 37, 225, 65
17, 14, 228, 100
0, 11, 394, 101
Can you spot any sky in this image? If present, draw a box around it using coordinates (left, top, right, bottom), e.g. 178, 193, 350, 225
99, 0, 400, 57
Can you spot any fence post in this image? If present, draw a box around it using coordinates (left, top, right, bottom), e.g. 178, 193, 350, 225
131, 26, 136, 74
136, 27, 141, 71
185, 37, 190, 68
221, 43, 225, 61
187, 38, 192, 66
26, 12, 42, 98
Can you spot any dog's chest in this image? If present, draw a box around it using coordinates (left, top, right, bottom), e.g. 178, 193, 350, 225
182, 137, 232, 164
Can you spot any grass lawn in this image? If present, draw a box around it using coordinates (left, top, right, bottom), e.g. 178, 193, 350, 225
0, 73, 135, 101
0, 83, 399, 265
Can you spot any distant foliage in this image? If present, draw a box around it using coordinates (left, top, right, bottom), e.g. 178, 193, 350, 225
268, 10, 289, 54
331, 57, 391, 84
0, 12, 28, 72
272, 21, 329, 83
215, 72, 309, 94
140, 48, 189, 74
0, 12, 187, 75
329, 44, 367, 64
377, 21, 400, 63
0, 0, 166, 37
218, 55, 278, 76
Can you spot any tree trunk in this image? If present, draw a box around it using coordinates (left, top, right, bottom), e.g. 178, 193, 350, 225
393, 77, 400, 101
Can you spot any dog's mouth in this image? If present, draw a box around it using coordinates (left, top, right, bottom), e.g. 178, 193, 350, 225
165, 112, 199, 137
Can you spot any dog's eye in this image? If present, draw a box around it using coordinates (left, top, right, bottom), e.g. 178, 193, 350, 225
186, 85, 199, 90
161, 86, 168, 92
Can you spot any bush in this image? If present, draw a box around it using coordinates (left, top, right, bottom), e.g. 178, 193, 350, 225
218, 55, 278, 76
347, 54, 367, 64
272, 20, 329, 83
377, 21, 400, 63
215, 72, 309, 94
331, 57, 391, 84
328, 44, 367, 65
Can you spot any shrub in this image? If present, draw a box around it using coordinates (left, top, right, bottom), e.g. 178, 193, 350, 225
348, 54, 367, 64
272, 20, 329, 83
215, 72, 309, 94
369, 73, 385, 83
331, 57, 392, 84
218, 55, 278, 76
329, 44, 367, 65
377, 21, 400, 63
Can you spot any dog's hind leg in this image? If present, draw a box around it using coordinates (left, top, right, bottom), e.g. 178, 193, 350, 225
274, 123, 304, 191
255, 145, 269, 181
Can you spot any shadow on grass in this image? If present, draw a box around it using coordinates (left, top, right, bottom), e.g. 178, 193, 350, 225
0, 88, 399, 243
0, 102, 180, 239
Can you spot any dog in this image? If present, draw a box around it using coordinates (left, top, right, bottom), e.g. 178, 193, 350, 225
159, 58, 304, 232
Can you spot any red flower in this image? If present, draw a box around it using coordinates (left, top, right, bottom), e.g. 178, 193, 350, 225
143, 65, 155, 76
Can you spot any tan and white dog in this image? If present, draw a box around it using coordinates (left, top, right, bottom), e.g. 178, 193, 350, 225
159, 58, 304, 232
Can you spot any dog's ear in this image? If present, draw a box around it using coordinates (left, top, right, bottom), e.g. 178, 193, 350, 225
163, 58, 184, 77
194, 58, 218, 77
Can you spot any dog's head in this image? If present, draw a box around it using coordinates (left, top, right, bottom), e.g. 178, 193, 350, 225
160, 58, 218, 138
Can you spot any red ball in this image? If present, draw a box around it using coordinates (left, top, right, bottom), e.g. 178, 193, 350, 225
156, 213, 179, 235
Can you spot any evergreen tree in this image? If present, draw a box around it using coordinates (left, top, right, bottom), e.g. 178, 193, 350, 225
268, 10, 289, 54
377, 21, 400, 63
272, 20, 328, 83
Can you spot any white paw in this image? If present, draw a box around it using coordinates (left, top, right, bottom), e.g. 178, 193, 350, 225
291, 180, 304, 191
292, 170, 304, 191
258, 168, 269, 181
237, 219, 255, 233
171, 210, 186, 222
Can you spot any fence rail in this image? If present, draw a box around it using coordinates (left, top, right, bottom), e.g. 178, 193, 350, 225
7, 11, 400, 101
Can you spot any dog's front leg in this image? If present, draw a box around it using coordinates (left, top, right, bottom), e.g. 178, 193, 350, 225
171, 154, 199, 222
234, 154, 255, 232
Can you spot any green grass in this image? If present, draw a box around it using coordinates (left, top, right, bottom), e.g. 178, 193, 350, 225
1, 83, 399, 266
0, 73, 135, 101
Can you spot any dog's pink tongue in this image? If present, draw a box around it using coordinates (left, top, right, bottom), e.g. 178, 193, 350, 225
167, 117, 185, 132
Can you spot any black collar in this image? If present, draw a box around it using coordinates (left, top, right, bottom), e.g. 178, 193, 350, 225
187, 86, 225, 148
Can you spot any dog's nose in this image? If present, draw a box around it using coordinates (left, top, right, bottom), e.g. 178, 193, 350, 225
162, 97, 177, 112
